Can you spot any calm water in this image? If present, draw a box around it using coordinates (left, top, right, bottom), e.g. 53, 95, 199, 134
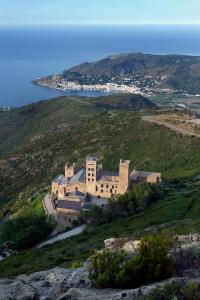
1, 25, 200, 107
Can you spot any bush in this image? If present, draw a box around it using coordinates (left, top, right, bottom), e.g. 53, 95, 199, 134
146, 281, 200, 300
89, 235, 174, 289
71, 261, 84, 269
173, 246, 200, 275
89, 250, 126, 288
0, 214, 53, 250
78, 206, 112, 226
139, 235, 174, 283
79, 183, 163, 226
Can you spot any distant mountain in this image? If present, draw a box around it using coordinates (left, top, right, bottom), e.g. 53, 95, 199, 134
63, 53, 200, 94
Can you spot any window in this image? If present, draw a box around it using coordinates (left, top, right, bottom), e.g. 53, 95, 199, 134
101, 190, 103, 193
112, 185, 114, 189
101, 184, 103, 188
88, 178, 90, 181
88, 173, 90, 176
96, 186, 98, 192
92, 173, 94, 177
106, 184, 109, 189
92, 179, 94, 182
110, 189, 113, 193
88, 168, 91, 171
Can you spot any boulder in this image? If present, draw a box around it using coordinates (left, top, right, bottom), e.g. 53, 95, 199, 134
0, 278, 39, 300
104, 237, 140, 254
177, 233, 200, 244
123, 240, 141, 254
104, 238, 128, 250
0, 267, 90, 299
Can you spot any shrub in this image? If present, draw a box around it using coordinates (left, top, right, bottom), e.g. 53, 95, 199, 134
173, 246, 200, 275
71, 261, 84, 269
139, 235, 174, 283
79, 183, 163, 226
89, 250, 126, 288
146, 281, 200, 300
0, 214, 53, 250
89, 235, 174, 289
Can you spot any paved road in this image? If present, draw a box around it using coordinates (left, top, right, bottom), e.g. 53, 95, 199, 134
37, 225, 86, 249
142, 115, 200, 138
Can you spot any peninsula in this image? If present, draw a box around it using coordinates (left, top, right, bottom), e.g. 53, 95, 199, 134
32, 52, 200, 97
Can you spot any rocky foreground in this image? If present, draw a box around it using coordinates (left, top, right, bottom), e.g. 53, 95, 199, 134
1, 266, 200, 300
1, 235, 200, 300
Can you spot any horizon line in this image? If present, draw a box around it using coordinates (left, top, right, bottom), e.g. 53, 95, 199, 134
1, 22, 200, 27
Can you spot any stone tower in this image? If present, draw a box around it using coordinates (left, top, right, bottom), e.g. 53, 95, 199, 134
65, 162, 76, 178
118, 159, 130, 194
86, 157, 97, 194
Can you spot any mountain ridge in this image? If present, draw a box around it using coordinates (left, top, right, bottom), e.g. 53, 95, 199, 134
62, 52, 200, 94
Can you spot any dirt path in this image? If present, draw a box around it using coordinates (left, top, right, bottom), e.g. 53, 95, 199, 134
142, 115, 200, 138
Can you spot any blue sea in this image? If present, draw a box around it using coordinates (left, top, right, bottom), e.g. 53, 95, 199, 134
1, 25, 200, 107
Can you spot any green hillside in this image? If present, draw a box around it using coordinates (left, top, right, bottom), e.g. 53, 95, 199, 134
1, 94, 200, 278
1, 97, 200, 216
1, 181, 200, 278
0, 94, 154, 156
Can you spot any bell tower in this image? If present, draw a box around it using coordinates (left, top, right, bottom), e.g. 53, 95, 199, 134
119, 160, 130, 194
86, 157, 97, 194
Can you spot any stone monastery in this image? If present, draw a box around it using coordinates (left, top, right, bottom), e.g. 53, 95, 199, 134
51, 157, 161, 226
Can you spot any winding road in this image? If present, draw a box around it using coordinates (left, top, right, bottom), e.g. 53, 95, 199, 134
36, 224, 86, 249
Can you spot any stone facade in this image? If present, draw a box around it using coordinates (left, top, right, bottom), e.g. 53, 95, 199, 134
52, 157, 131, 200
51, 156, 161, 225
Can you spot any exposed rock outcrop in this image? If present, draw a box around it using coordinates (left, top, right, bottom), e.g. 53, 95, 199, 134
2, 234, 200, 299
0, 278, 39, 300
104, 237, 140, 254
2, 266, 200, 299
0, 267, 90, 300
58, 277, 200, 300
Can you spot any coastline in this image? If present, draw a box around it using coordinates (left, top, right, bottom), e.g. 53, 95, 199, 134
32, 76, 143, 95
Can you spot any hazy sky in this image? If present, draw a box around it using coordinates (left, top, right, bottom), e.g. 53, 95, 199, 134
1, 0, 200, 26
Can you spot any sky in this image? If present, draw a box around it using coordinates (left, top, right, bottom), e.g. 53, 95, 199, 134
0, 0, 200, 26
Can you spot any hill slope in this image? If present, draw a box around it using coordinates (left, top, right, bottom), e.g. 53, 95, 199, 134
1, 99, 200, 217
0, 94, 154, 157
1, 95, 200, 278
63, 52, 200, 94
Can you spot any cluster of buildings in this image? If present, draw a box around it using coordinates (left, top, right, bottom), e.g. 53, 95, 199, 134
51, 157, 161, 228
0, 106, 11, 112
37, 75, 143, 94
